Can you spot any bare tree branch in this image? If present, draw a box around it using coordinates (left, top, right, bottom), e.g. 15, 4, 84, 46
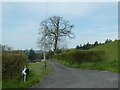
37, 16, 74, 54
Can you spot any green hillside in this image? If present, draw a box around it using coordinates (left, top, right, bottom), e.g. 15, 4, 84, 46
54, 40, 119, 73
90, 40, 118, 62
88, 40, 119, 73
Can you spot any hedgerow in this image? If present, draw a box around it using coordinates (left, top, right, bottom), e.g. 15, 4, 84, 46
53, 50, 105, 64
2, 51, 28, 80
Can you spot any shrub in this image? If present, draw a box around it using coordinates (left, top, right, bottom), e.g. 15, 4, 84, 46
53, 50, 105, 64
2, 51, 28, 80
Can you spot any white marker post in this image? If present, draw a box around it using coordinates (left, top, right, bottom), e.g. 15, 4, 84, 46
22, 66, 27, 82
24, 74, 26, 82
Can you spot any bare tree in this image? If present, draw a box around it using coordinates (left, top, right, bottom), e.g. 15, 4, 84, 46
2, 45, 12, 51
37, 16, 74, 54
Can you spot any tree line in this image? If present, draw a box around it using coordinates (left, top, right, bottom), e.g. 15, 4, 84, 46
76, 39, 112, 50
0, 44, 13, 51
24, 48, 54, 62
0, 43, 55, 62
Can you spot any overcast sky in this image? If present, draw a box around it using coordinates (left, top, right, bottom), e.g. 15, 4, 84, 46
1, 2, 118, 50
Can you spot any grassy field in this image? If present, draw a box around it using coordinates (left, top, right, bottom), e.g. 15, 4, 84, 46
90, 40, 118, 62
2, 61, 52, 88
54, 40, 119, 73
88, 40, 118, 72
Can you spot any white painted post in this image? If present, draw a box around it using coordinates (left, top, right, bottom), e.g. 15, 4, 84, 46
24, 75, 26, 82
22, 65, 27, 82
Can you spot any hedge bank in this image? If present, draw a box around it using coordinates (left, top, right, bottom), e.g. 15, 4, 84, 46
53, 50, 105, 64
2, 51, 28, 80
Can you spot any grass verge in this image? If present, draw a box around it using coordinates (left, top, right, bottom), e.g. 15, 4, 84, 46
54, 59, 118, 73
2, 61, 52, 88
0, 81, 2, 89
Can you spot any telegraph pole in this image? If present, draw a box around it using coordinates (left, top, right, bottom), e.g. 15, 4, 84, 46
43, 0, 47, 69
43, 40, 46, 69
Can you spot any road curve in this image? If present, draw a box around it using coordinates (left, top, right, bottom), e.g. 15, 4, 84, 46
35, 61, 118, 88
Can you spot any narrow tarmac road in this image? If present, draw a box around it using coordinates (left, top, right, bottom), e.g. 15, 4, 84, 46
35, 61, 118, 88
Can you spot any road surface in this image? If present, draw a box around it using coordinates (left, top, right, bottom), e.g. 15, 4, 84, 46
35, 61, 118, 88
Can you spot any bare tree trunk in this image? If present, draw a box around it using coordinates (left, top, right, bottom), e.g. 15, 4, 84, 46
54, 18, 59, 54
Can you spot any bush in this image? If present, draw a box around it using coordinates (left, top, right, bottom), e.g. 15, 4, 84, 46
53, 50, 105, 64
2, 51, 28, 80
